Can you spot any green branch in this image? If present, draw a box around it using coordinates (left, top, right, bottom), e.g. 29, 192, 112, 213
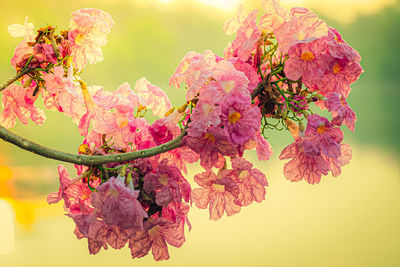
0, 125, 187, 166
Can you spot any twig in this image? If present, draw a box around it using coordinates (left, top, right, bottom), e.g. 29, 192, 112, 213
0, 68, 32, 92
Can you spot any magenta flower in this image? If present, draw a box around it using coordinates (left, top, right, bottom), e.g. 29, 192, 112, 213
279, 137, 330, 184
305, 114, 343, 159
192, 170, 241, 220
91, 177, 148, 229
129, 218, 185, 261
326, 93, 356, 131
231, 157, 268, 206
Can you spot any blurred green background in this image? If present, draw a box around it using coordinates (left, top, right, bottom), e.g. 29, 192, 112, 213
0, 0, 399, 266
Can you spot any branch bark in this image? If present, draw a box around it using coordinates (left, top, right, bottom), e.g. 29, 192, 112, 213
0, 125, 187, 166
0, 68, 32, 92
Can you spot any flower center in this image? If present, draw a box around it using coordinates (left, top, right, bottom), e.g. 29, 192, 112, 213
317, 125, 327, 134
228, 111, 241, 124
204, 133, 216, 143
300, 51, 314, 61
75, 33, 85, 45
333, 62, 342, 74
238, 170, 250, 180
158, 174, 169, 186
220, 80, 236, 93
211, 183, 225, 192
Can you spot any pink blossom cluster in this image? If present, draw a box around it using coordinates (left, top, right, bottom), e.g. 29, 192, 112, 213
0, 0, 364, 262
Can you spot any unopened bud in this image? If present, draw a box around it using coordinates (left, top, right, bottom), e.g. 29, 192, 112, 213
165, 107, 175, 117
78, 144, 91, 155
177, 103, 188, 113
284, 118, 299, 139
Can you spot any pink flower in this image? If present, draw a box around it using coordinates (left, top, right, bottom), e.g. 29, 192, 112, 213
229, 58, 260, 92
230, 10, 261, 62
324, 27, 361, 62
274, 7, 328, 53
279, 137, 330, 184
91, 177, 148, 229
192, 170, 241, 220
284, 41, 328, 84
323, 143, 352, 177
47, 165, 96, 214
231, 157, 268, 206
0, 84, 46, 128
223, 5, 247, 35
319, 57, 363, 98
143, 159, 191, 207
134, 78, 171, 118
149, 118, 180, 146
305, 114, 343, 159
68, 8, 115, 69
129, 217, 185, 261
185, 126, 238, 170
221, 93, 261, 145
170, 50, 217, 101
325, 93, 356, 131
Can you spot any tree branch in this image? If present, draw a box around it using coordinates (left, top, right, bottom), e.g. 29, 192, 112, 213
0, 125, 187, 166
0, 68, 32, 92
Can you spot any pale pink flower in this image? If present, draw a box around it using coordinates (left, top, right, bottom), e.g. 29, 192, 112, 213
133, 77, 171, 118
78, 85, 117, 136
231, 157, 268, 206
0, 84, 46, 128
223, 5, 247, 35
8, 17, 35, 42
169, 51, 204, 89
68, 8, 115, 69
254, 132, 273, 161
260, 0, 289, 32
129, 218, 185, 261
47, 165, 96, 214
305, 114, 343, 159
10, 41, 33, 71
192, 170, 241, 220
211, 60, 250, 95
230, 10, 261, 62
323, 143, 352, 177
274, 7, 328, 53
229, 58, 260, 92
279, 137, 330, 184
91, 177, 148, 229
325, 93, 356, 131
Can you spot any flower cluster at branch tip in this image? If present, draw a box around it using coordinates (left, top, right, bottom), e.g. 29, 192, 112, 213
0, 0, 362, 261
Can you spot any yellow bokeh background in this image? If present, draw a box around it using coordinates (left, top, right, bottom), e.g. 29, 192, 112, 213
0, 0, 399, 266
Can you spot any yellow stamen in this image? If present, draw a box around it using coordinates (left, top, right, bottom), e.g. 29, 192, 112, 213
238, 170, 250, 180
228, 111, 241, 124
317, 125, 327, 134
300, 51, 314, 61
204, 133, 216, 143
78, 144, 91, 155
211, 183, 225, 192
333, 62, 342, 74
